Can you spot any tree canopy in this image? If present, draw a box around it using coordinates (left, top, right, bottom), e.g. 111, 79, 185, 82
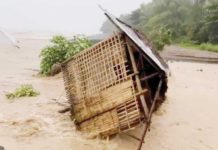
101, 0, 218, 50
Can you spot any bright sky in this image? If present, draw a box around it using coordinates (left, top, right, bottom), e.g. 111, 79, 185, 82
0, 0, 151, 35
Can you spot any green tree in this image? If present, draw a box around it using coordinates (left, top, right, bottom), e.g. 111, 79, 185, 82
100, 0, 218, 49
204, 1, 218, 44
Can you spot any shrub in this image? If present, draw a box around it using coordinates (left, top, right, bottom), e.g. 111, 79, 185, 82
65, 36, 92, 59
6, 84, 40, 100
40, 35, 92, 76
199, 43, 218, 52
40, 36, 69, 75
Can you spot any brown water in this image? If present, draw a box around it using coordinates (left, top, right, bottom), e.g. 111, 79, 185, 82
0, 39, 218, 150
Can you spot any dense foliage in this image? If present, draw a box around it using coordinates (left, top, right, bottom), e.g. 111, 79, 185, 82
101, 0, 218, 50
40, 35, 92, 75
6, 84, 39, 100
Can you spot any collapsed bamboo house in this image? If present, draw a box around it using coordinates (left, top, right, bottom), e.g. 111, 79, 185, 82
61, 10, 169, 147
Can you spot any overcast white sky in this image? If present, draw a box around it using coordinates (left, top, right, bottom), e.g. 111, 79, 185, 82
0, 0, 151, 35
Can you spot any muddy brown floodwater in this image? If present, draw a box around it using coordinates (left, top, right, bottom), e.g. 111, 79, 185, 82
0, 39, 218, 150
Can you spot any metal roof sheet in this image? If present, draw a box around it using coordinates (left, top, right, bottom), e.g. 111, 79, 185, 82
103, 10, 169, 74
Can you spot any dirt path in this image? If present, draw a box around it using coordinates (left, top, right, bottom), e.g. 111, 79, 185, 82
0, 41, 218, 150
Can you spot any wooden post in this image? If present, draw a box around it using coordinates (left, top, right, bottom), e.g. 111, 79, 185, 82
137, 79, 163, 150
126, 37, 149, 117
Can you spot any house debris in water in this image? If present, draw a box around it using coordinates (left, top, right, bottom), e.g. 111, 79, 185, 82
62, 10, 169, 149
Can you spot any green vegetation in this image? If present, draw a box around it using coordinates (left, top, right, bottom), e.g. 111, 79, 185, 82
180, 43, 218, 52
101, 0, 218, 51
6, 84, 40, 100
40, 35, 92, 75
199, 44, 218, 52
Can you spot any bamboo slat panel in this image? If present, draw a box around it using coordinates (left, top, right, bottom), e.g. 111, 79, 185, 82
79, 109, 119, 137
74, 79, 135, 122
62, 33, 143, 137
66, 34, 128, 102
79, 98, 141, 137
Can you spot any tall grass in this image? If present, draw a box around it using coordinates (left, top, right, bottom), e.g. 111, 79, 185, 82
199, 43, 218, 52
179, 43, 218, 52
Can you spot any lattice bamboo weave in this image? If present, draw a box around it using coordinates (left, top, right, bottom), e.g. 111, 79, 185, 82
62, 33, 143, 137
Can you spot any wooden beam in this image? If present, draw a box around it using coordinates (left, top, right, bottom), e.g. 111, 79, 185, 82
137, 79, 163, 150
125, 37, 149, 117
140, 72, 160, 82
122, 132, 145, 143
124, 36, 160, 72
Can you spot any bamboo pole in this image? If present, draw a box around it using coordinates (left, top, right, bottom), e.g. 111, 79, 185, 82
140, 72, 159, 82
137, 79, 163, 150
122, 132, 145, 143
125, 37, 149, 117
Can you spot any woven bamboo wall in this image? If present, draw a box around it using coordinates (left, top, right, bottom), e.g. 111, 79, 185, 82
62, 33, 143, 137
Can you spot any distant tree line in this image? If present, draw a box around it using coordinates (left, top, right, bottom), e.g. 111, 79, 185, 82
101, 0, 218, 50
